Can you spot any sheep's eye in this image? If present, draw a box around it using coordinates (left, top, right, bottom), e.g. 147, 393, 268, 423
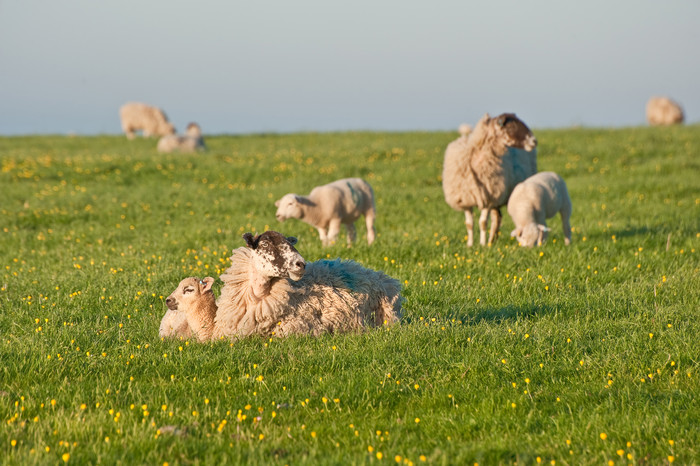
183, 287, 194, 294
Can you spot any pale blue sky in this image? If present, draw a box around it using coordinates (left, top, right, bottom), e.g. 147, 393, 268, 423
1, 1, 698, 135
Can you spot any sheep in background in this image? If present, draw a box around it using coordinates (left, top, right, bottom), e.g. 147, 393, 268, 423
275, 178, 376, 246
157, 123, 206, 153
179, 231, 401, 342
507, 171, 572, 247
458, 123, 473, 138
442, 113, 538, 246
646, 97, 684, 126
119, 102, 175, 139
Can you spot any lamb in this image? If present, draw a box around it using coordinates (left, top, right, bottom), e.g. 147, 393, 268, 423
179, 231, 402, 342
507, 171, 572, 247
158, 276, 213, 339
157, 122, 206, 153
442, 113, 538, 247
646, 97, 684, 126
119, 102, 176, 139
275, 178, 376, 246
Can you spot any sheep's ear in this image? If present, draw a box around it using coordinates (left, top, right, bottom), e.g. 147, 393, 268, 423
496, 115, 506, 127
287, 236, 298, 246
537, 225, 551, 232
274, 200, 280, 207
242, 232, 258, 249
200, 277, 215, 292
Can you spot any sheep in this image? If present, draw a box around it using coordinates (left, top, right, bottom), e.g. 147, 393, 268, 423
179, 231, 402, 342
275, 178, 376, 246
157, 122, 206, 153
119, 102, 175, 139
442, 113, 538, 246
507, 171, 572, 247
646, 97, 684, 126
158, 276, 214, 339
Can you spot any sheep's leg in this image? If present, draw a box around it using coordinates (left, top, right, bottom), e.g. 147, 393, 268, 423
464, 208, 474, 247
561, 212, 572, 245
317, 227, 329, 247
487, 208, 502, 246
327, 219, 341, 246
365, 210, 376, 245
478, 209, 490, 246
345, 223, 357, 245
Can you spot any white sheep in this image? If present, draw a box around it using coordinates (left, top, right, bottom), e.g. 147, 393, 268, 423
442, 113, 538, 246
646, 97, 684, 126
119, 102, 175, 139
507, 171, 572, 247
157, 122, 206, 153
275, 178, 376, 246
158, 277, 207, 339
178, 231, 402, 342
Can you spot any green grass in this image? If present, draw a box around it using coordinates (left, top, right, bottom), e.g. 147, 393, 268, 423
0, 126, 698, 465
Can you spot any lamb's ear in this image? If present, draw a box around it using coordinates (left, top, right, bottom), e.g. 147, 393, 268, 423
200, 277, 215, 292
242, 232, 258, 249
287, 236, 298, 246
274, 200, 280, 207
496, 114, 506, 127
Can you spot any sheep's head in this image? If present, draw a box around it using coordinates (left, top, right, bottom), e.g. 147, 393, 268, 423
161, 121, 176, 135
243, 231, 306, 281
186, 123, 202, 137
165, 277, 215, 311
274, 194, 304, 222
490, 113, 537, 151
511, 223, 550, 247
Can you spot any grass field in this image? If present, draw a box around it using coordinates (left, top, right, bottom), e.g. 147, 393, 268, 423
1, 126, 698, 465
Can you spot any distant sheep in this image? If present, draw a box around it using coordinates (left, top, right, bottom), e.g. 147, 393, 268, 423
275, 178, 376, 246
157, 123, 206, 153
178, 231, 401, 342
442, 113, 538, 246
646, 97, 684, 126
507, 171, 572, 247
119, 102, 175, 139
159, 277, 208, 339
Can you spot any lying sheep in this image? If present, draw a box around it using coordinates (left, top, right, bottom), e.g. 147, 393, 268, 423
646, 97, 684, 126
442, 113, 538, 246
507, 171, 572, 247
275, 178, 376, 246
157, 123, 206, 153
119, 102, 175, 139
159, 277, 205, 339
176, 231, 401, 342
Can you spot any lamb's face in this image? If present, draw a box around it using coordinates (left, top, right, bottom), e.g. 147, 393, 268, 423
274, 194, 303, 222
513, 223, 549, 247
243, 231, 306, 281
165, 277, 215, 311
493, 113, 537, 152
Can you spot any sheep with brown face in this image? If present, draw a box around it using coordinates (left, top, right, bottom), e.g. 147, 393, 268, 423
159, 277, 216, 339
119, 102, 175, 139
646, 97, 684, 126
179, 231, 402, 342
442, 113, 538, 246
156, 122, 206, 153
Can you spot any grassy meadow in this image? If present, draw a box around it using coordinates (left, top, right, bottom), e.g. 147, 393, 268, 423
1, 126, 699, 465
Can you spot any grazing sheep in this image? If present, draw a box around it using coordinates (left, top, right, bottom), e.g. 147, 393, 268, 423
442, 113, 538, 246
275, 178, 376, 246
158, 276, 214, 339
507, 171, 572, 247
181, 231, 402, 342
119, 102, 175, 139
157, 123, 206, 153
646, 97, 684, 126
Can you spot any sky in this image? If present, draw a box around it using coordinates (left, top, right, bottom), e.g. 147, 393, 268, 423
1, 1, 698, 135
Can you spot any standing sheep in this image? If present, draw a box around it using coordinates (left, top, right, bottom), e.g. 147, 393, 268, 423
507, 171, 572, 247
442, 113, 538, 246
646, 97, 684, 126
275, 178, 376, 246
157, 122, 206, 153
178, 231, 402, 342
119, 102, 176, 139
